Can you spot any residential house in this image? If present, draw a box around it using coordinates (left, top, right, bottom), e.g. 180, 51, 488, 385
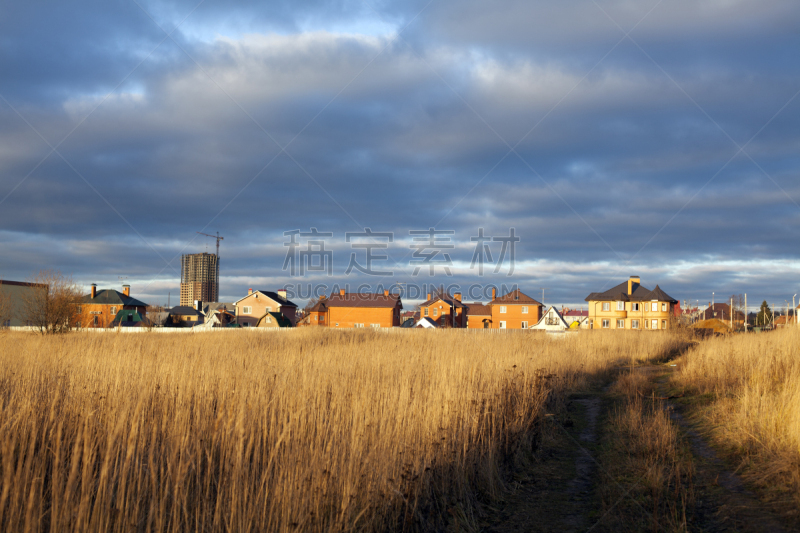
0, 279, 48, 327
561, 308, 589, 329
78, 284, 147, 329
419, 292, 467, 328
167, 305, 205, 327
699, 303, 745, 325
256, 312, 293, 328
530, 306, 571, 332
585, 276, 678, 330
490, 288, 543, 329
109, 310, 146, 328
304, 299, 328, 327
465, 302, 492, 329
234, 289, 298, 327
324, 289, 402, 328
415, 317, 439, 328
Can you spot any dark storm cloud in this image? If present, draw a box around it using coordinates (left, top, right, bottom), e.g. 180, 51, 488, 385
1, 0, 799, 307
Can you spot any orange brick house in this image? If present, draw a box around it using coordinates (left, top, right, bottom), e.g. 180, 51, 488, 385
465, 302, 492, 329
324, 290, 402, 328
304, 298, 328, 327
77, 284, 148, 328
234, 289, 298, 327
490, 288, 543, 329
419, 292, 467, 328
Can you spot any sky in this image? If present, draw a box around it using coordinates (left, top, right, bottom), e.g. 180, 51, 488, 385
1, 0, 799, 311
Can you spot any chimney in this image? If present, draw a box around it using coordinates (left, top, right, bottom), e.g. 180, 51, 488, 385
91, 284, 96, 299
491, 287, 496, 300
123, 284, 130, 297
454, 293, 461, 301
340, 289, 345, 296
627, 276, 640, 295
248, 288, 253, 295
278, 289, 287, 299
427, 293, 431, 301
384, 290, 389, 297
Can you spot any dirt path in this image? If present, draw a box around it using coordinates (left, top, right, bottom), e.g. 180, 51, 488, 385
480, 363, 796, 532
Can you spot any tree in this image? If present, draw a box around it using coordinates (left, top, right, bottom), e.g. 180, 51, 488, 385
18, 270, 83, 334
756, 300, 773, 327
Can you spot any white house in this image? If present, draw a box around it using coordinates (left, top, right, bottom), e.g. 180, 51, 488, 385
530, 306, 571, 332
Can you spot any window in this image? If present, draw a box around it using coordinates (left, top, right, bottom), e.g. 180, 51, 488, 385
522, 306, 528, 314
546, 315, 559, 325
243, 306, 252, 314
319, 315, 324, 322
645, 320, 649, 328
662, 320, 667, 329
110, 306, 117, 314
617, 319, 625, 328
93, 316, 98, 326
424, 308, 428, 316
632, 320, 639, 329
500, 306, 507, 314
617, 301, 625, 311
265, 306, 272, 312
76, 305, 82, 314
651, 302, 658, 312
521, 321, 528, 329
433, 308, 438, 316
661, 303, 667, 312
651, 320, 658, 329
632, 303, 640, 312
355, 323, 364, 328
371, 324, 380, 328
127, 313, 133, 321
602, 302, 610, 311
602, 319, 610, 328
335, 323, 339, 327
499, 321, 506, 329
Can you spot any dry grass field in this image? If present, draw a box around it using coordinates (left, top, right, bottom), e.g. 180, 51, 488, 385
673, 327, 800, 508
0, 329, 688, 532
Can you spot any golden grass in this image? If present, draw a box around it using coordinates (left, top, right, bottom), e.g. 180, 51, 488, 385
674, 327, 800, 506
0, 329, 686, 532
602, 369, 694, 532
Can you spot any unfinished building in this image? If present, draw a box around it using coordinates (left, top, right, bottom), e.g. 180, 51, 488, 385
180, 253, 219, 306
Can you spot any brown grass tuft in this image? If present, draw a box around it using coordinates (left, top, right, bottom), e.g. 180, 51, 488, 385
0, 329, 687, 532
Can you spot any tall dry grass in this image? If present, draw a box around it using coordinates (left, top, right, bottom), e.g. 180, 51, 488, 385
0, 329, 686, 532
675, 327, 800, 505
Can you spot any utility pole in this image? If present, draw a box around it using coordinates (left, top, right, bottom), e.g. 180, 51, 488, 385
744, 293, 747, 331
539, 287, 549, 307
731, 296, 733, 331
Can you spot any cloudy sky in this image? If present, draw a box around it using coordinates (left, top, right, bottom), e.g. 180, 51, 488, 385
1, 0, 799, 310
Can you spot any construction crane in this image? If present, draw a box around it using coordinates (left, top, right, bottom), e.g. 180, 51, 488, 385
197, 231, 224, 300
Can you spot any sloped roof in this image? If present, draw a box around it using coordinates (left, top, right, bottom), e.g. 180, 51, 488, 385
109, 310, 145, 327
419, 295, 466, 308
82, 289, 147, 307
169, 306, 204, 317
325, 293, 402, 308
308, 301, 327, 312
563, 310, 588, 317
492, 289, 542, 306
233, 290, 298, 307
465, 302, 492, 316
585, 280, 677, 303
531, 306, 570, 330
203, 302, 234, 314
257, 312, 293, 328
415, 317, 439, 328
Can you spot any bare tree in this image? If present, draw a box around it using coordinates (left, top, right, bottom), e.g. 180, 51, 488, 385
18, 270, 83, 334
0, 287, 12, 328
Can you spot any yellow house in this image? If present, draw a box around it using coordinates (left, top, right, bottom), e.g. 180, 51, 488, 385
585, 276, 678, 330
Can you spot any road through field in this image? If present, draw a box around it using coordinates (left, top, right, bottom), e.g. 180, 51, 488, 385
481, 360, 796, 532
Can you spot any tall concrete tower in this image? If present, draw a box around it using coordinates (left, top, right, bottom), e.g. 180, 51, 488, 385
180, 252, 219, 306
